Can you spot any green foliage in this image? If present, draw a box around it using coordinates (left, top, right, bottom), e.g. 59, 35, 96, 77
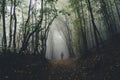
59, 9, 70, 16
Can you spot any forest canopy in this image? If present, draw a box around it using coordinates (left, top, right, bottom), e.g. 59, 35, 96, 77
0, 0, 120, 60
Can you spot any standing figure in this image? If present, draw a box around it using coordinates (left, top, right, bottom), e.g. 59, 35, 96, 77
61, 52, 64, 60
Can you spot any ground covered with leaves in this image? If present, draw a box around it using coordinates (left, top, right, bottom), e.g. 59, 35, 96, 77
0, 35, 120, 80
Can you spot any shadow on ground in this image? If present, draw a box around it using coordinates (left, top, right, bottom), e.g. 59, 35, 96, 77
0, 35, 120, 80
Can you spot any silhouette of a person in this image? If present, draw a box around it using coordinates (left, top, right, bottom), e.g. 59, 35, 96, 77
61, 52, 64, 60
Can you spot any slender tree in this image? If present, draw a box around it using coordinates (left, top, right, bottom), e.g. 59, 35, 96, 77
86, 0, 102, 48
8, 0, 13, 48
114, 0, 120, 21
13, 0, 17, 52
2, 0, 7, 52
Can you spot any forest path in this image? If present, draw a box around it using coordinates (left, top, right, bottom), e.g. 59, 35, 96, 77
48, 57, 80, 80
49, 57, 78, 67
0, 34, 120, 80
47, 34, 120, 80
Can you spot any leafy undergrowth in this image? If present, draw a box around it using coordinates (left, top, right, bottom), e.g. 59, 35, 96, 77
0, 54, 50, 80
0, 35, 120, 80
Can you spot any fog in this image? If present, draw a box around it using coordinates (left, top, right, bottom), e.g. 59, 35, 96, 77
46, 16, 69, 60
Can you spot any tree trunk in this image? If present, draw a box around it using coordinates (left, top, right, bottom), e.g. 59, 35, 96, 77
8, 0, 13, 48
114, 0, 120, 21
13, 0, 17, 52
87, 0, 99, 48
2, 0, 7, 52
19, 0, 44, 54
81, 1, 88, 51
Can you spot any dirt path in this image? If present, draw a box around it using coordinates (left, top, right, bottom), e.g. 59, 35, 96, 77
0, 35, 120, 80
46, 35, 120, 80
